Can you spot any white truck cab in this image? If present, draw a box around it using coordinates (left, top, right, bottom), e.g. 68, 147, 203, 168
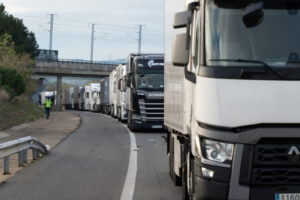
165, 0, 300, 199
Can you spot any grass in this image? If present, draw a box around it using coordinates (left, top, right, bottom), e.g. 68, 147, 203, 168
0, 99, 44, 131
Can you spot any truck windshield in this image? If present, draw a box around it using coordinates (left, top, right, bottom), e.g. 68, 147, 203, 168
135, 73, 164, 90
205, 0, 300, 67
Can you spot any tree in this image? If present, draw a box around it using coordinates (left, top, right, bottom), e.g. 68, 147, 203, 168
0, 33, 34, 82
0, 66, 26, 99
0, 3, 39, 58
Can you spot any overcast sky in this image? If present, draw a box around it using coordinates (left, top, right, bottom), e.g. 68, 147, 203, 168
0, 0, 164, 61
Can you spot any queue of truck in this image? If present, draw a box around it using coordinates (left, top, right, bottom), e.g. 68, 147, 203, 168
38, 0, 300, 198
63, 53, 165, 132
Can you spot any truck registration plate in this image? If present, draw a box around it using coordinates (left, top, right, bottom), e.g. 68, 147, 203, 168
152, 125, 162, 129
276, 194, 300, 200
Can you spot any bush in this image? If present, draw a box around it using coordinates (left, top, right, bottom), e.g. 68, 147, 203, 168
0, 66, 25, 99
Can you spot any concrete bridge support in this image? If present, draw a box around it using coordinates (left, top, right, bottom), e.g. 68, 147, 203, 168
56, 76, 62, 111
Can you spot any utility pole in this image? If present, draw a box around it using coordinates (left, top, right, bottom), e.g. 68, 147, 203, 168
137, 25, 143, 54
90, 23, 95, 63
48, 14, 55, 60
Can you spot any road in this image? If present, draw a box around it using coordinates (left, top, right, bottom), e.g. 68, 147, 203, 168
0, 111, 182, 200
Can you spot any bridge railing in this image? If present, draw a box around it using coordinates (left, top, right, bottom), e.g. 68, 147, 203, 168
35, 60, 118, 74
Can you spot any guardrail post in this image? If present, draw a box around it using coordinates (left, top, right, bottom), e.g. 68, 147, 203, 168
32, 149, 37, 160
23, 150, 28, 163
3, 156, 10, 175
18, 152, 24, 167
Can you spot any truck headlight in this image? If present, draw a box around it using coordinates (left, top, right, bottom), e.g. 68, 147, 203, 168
202, 139, 234, 163
132, 114, 141, 120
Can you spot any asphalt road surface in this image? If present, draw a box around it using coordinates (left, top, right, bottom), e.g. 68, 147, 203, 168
0, 111, 182, 200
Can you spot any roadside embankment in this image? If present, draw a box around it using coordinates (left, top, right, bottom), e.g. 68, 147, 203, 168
0, 99, 44, 131
0, 111, 81, 183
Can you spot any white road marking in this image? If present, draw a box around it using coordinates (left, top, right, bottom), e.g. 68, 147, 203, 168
120, 124, 138, 200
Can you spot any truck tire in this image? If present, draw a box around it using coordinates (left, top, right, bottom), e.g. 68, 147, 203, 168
127, 111, 137, 132
110, 106, 114, 117
182, 139, 193, 200
117, 107, 121, 121
169, 135, 181, 186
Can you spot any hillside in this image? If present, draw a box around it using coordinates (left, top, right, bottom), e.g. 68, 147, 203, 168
0, 98, 44, 131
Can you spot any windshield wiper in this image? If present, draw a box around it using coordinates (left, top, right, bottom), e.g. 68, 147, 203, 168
210, 59, 287, 79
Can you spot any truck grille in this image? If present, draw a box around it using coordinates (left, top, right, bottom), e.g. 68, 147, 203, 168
251, 143, 300, 185
139, 99, 164, 122
252, 168, 300, 185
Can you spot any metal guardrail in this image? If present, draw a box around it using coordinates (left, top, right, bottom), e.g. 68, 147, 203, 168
0, 136, 48, 175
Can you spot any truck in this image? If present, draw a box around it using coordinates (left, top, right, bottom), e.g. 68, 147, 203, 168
73, 86, 81, 110
78, 87, 85, 110
115, 64, 127, 121
109, 70, 117, 117
126, 53, 164, 131
165, 0, 300, 199
100, 78, 110, 115
89, 83, 101, 112
39, 91, 56, 105
65, 87, 74, 110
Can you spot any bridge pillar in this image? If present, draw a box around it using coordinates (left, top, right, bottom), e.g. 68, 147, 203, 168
56, 76, 63, 111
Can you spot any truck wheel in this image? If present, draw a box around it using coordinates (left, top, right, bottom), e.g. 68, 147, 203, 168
169, 135, 181, 186
182, 151, 192, 200
127, 111, 132, 129
127, 111, 137, 132
117, 108, 121, 121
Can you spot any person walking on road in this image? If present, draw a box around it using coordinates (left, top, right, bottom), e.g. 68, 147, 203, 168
45, 98, 52, 119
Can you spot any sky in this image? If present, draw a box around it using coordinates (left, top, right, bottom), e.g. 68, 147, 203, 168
0, 0, 164, 61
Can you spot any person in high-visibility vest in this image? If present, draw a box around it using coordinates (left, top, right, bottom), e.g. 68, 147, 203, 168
45, 98, 52, 119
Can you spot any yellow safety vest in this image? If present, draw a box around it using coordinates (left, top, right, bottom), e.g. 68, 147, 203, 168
45, 100, 52, 108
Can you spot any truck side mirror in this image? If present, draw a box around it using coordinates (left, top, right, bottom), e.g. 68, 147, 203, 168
122, 79, 126, 91
173, 11, 192, 29
172, 33, 189, 66
126, 77, 130, 88
118, 80, 121, 90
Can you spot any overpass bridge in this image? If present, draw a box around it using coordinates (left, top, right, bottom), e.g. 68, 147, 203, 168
34, 59, 117, 78
34, 59, 118, 111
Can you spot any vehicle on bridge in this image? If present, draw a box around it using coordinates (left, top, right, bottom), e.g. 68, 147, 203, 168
125, 53, 164, 131
115, 64, 127, 122
165, 0, 300, 199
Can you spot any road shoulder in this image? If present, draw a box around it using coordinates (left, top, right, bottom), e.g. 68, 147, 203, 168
0, 111, 81, 183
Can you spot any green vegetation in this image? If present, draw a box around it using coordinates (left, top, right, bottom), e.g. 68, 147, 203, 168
0, 3, 44, 131
0, 99, 44, 131
0, 66, 26, 99
0, 4, 39, 58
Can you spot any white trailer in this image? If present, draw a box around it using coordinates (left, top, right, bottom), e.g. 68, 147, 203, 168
73, 86, 82, 110
39, 91, 56, 105
78, 87, 85, 110
65, 87, 74, 109
115, 64, 127, 121
82, 85, 92, 111
165, 0, 300, 199
109, 70, 117, 117
89, 83, 100, 112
